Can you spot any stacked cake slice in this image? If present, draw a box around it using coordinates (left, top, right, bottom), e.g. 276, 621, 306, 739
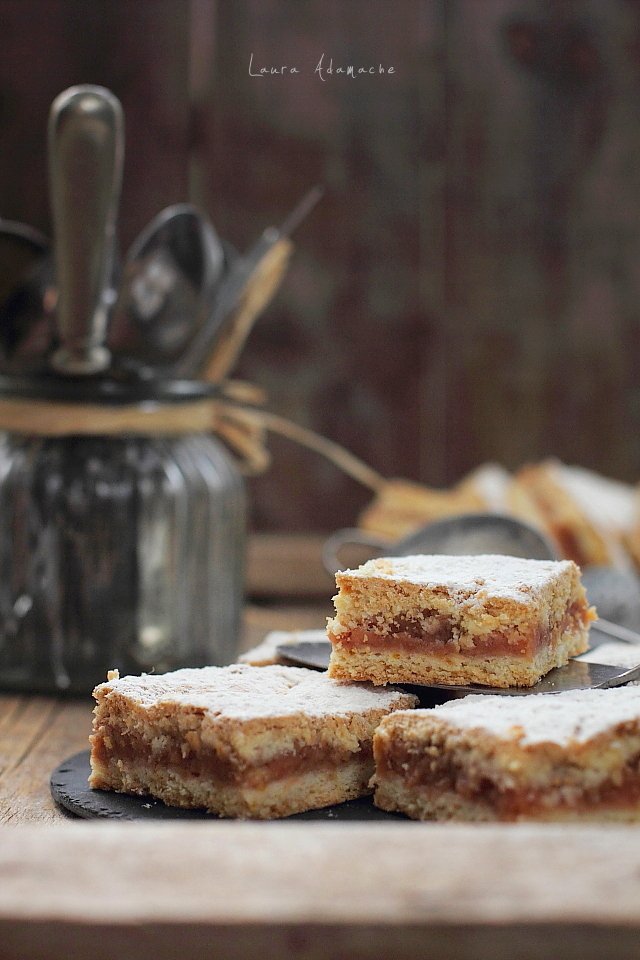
327, 554, 594, 688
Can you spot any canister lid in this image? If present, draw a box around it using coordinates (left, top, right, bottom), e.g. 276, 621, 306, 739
0, 374, 223, 406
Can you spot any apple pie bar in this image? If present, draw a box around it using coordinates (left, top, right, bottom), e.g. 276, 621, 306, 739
373, 687, 640, 821
327, 554, 594, 688
89, 663, 417, 819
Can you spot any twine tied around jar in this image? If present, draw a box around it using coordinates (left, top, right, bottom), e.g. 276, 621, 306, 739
0, 378, 385, 491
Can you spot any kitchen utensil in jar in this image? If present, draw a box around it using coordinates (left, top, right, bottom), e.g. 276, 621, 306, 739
48, 85, 123, 375
108, 204, 225, 377
177, 185, 323, 381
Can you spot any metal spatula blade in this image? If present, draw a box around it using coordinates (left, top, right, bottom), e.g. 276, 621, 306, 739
278, 640, 332, 672
276, 640, 640, 695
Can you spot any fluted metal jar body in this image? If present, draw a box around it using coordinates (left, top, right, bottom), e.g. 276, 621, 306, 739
0, 432, 245, 692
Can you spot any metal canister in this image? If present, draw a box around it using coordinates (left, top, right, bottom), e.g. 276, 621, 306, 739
0, 429, 245, 692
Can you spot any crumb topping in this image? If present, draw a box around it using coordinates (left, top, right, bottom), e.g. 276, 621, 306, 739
425, 686, 640, 745
340, 554, 576, 602
94, 663, 413, 719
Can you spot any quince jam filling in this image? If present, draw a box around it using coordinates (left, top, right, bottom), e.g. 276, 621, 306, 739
377, 745, 640, 817
330, 601, 591, 659
91, 727, 372, 791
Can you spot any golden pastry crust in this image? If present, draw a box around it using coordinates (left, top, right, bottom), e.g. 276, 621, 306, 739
327, 554, 593, 688
89, 663, 417, 819
373, 687, 640, 822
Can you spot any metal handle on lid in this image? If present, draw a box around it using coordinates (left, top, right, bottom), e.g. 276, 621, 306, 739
49, 85, 123, 375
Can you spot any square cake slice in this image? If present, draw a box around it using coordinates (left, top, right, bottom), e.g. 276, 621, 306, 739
89, 663, 417, 819
373, 687, 640, 822
327, 554, 594, 688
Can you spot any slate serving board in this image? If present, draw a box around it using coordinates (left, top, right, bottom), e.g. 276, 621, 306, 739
50, 750, 404, 822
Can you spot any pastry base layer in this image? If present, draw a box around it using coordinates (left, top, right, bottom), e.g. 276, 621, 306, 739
328, 621, 589, 688
373, 772, 640, 823
91, 753, 374, 820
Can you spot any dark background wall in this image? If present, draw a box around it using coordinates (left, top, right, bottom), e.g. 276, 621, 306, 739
1, 0, 640, 530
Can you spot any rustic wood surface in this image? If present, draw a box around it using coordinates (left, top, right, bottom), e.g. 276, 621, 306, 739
2, 822, 640, 959
246, 532, 335, 598
202, 0, 640, 526
0, 0, 191, 247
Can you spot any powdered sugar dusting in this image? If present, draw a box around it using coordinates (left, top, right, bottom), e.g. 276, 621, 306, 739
344, 554, 575, 602
431, 686, 640, 745
95, 663, 414, 718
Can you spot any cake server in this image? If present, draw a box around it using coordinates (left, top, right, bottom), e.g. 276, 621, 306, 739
276, 639, 640, 696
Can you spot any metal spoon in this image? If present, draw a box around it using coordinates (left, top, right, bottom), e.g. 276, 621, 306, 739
323, 513, 557, 573
108, 204, 225, 377
0, 218, 48, 256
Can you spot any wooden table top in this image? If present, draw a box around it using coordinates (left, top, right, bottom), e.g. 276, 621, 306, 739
3, 536, 640, 959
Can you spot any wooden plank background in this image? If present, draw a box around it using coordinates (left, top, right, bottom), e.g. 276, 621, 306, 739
1, 0, 640, 530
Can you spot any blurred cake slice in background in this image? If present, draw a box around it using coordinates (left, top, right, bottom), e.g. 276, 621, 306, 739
513, 460, 635, 570
355, 459, 639, 572
506, 470, 560, 552
621, 486, 640, 571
